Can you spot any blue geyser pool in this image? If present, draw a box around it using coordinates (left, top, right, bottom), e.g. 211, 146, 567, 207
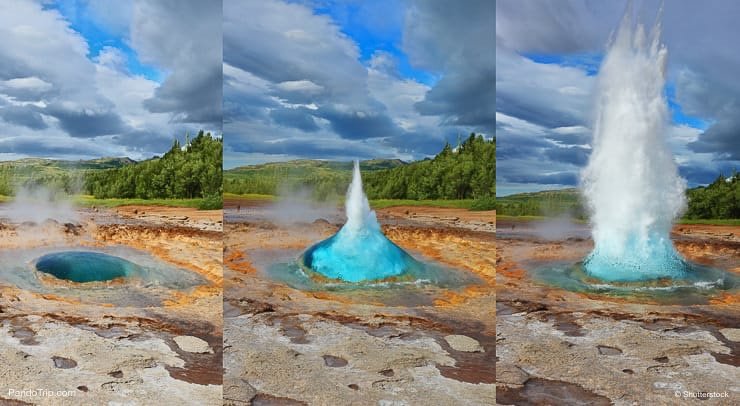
301, 161, 420, 282
301, 226, 422, 282
531, 260, 738, 305
0, 246, 206, 307
583, 233, 688, 282
36, 251, 137, 283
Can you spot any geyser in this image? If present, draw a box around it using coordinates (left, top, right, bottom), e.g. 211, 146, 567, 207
301, 161, 422, 282
581, 8, 688, 281
36, 251, 137, 283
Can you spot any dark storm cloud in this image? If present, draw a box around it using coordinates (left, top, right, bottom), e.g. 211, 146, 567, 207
404, 0, 495, 135
506, 171, 579, 186
0, 105, 47, 130
45, 104, 129, 138
269, 108, 319, 132
679, 161, 737, 186
224, 0, 493, 163
112, 130, 177, 154
316, 105, 400, 140
0, 136, 103, 157
228, 136, 376, 160
688, 117, 740, 160
496, 0, 740, 189
131, 0, 223, 129
544, 145, 590, 166
142, 66, 223, 125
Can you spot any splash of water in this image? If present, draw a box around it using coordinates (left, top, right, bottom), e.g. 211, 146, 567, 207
581, 8, 688, 281
301, 161, 420, 282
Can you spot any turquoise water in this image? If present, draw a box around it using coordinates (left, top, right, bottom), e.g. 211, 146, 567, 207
301, 227, 422, 282
531, 261, 738, 305
269, 256, 479, 292
0, 246, 206, 307
36, 251, 138, 282
583, 233, 688, 281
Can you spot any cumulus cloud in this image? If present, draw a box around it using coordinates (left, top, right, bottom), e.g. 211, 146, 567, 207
404, 0, 495, 134
0, 0, 221, 161
223, 0, 493, 166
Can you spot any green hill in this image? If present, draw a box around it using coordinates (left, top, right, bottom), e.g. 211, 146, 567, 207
0, 157, 136, 195
224, 158, 407, 200
496, 188, 584, 218
498, 172, 739, 222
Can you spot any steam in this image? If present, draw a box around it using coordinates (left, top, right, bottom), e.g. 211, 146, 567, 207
263, 185, 338, 226
1, 185, 78, 224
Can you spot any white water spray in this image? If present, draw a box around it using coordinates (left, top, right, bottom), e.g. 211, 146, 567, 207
344, 160, 380, 235
581, 7, 688, 281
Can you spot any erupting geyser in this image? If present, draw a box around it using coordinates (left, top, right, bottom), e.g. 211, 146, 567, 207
36, 251, 137, 283
301, 161, 421, 282
582, 8, 688, 281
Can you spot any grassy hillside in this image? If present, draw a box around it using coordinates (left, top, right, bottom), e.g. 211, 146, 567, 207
0, 157, 135, 196
497, 188, 584, 218
224, 158, 407, 200
499, 173, 739, 223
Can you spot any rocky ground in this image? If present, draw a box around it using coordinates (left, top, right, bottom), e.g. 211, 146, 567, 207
496, 218, 739, 405
223, 199, 495, 405
0, 205, 223, 405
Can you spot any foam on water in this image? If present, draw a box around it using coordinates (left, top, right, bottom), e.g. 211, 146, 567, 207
581, 6, 688, 281
301, 161, 421, 282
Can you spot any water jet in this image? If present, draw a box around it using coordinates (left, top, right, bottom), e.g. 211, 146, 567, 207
581, 7, 689, 282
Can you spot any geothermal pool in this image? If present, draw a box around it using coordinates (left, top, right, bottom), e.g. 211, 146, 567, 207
36, 251, 136, 283
530, 260, 738, 305
246, 161, 483, 305
0, 246, 206, 307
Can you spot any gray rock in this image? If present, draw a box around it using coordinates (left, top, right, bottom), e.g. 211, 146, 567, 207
496, 363, 529, 385
173, 336, 212, 354
444, 335, 483, 352
719, 328, 740, 342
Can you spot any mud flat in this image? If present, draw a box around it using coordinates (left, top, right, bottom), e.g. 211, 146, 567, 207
496, 218, 739, 405
0, 205, 223, 406
223, 202, 495, 405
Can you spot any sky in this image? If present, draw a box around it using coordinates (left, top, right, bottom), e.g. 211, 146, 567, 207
223, 0, 495, 169
496, 0, 740, 196
0, 0, 221, 162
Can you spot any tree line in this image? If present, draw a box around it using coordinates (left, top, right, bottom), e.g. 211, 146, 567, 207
685, 171, 739, 219
363, 134, 495, 201
85, 131, 223, 208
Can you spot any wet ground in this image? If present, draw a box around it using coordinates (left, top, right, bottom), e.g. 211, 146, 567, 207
496, 218, 739, 405
223, 198, 495, 405
0, 205, 223, 405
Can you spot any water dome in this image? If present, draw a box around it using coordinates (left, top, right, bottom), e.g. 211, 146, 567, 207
300, 161, 422, 282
